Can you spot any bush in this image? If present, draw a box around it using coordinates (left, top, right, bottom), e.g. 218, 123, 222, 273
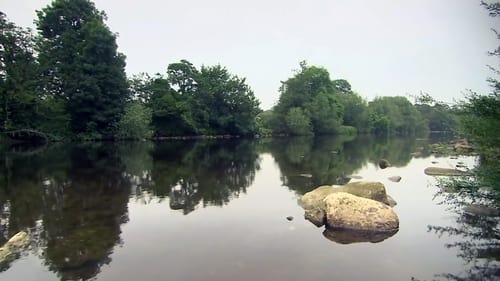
117, 102, 153, 140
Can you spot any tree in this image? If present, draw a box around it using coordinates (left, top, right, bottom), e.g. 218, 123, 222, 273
458, 1, 500, 158
196, 64, 260, 135
36, 0, 129, 138
117, 101, 152, 140
0, 12, 39, 131
332, 79, 352, 94
272, 62, 344, 135
285, 107, 312, 135
150, 74, 196, 136
128, 60, 260, 137
368, 96, 426, 135
167, 60, 198, 95
338, 92, 369, 131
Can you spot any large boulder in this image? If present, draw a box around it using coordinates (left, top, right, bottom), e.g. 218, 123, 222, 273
299, 181, 397, 227
299, 185, 334, 226
335, 182, 397, 207
323, 192, 399, 233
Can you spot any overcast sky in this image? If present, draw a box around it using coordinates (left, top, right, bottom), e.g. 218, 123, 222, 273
3, 0, 498, 109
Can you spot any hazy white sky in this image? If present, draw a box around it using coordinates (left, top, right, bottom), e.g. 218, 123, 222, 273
3, 0, 499, 109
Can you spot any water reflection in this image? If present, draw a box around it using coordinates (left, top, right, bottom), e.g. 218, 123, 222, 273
43, 144, 130, 281
323, 227, 399, 244
125, 140, 261, 214
265, 135, 421, 194
0, 144, 130, 280
425, 178, 500, 281
0, 135, 496, 281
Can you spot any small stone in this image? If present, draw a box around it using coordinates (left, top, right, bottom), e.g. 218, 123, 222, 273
424, 167, 469, 176
388, 176, 402, 182
431, 161, 438, 164
286, 216, 294, 221
378, 159, 391, 169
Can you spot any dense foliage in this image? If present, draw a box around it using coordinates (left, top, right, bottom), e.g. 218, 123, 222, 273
268, 62, 362, 136
36, 0, 129, 139
263, 62, 454, 136
454, 1, 500, 196
458, 1, 500, 159
129, 60, 261, 137
1, 2, 260, 140
0, 12, 39, 131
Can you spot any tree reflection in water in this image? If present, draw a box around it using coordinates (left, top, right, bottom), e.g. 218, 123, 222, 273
124, 139, 261, 215
0, 135, 496, 280
0, 143, 130, 280
424, 174, 500, 281
266, 135, 420, 194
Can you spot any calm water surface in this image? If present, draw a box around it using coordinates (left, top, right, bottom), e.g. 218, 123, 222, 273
0, 135, 497, 281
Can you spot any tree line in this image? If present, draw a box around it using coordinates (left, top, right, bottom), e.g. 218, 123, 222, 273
257, 61, 458, 137
0, 0, 491, 141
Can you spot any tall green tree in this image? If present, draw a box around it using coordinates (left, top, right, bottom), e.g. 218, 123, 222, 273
413, 93, 458, 132
368, 96, 427, 135
272, 62, 344, 135
333, 80, 370, 132
128, 60, 260, 137
196, 64, 260, 135
36, 0, 129, 138
0, 12, 39, 131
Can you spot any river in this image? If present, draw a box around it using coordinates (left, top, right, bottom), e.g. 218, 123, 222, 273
0, 135, 497, 281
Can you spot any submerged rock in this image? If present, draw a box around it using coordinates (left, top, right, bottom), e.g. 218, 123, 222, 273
378, 159, 391, 169
424, 167, 469, 176
323, 192, 399, 233
0, 231, 29, 266
463, 204, 500, 217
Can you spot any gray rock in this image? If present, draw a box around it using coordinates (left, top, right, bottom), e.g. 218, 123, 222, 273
424, 167, 469, 176
388, 176, 402, 182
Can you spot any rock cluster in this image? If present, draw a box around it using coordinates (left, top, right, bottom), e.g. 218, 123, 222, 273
299, 181, 399, 243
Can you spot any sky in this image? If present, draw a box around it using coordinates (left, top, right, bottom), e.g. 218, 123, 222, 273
2, 0, 498, 109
